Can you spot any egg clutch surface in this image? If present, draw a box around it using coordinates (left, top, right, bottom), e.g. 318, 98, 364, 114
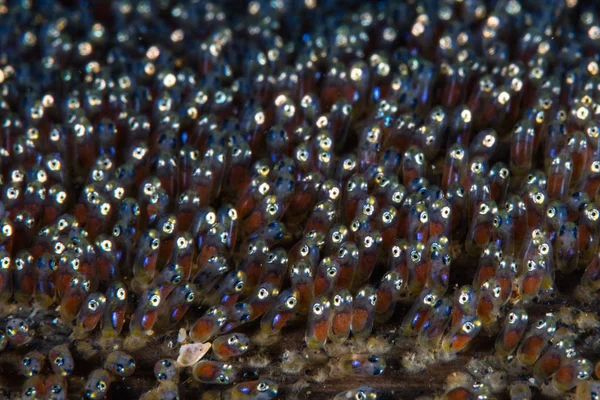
2, 0, 600, 399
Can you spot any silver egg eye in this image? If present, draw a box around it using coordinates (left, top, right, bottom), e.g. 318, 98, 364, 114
493, 216, 501, 227
410, 251, 420, 262
88, 299, 99, 311
1, 224, 12, 236
56, 191, 67, 203
300, 245, 309, 256
493, 286, 501, 297
258, 288, 269, 299
508, 313, 517, 323
464, 322, 474, 332
286, 296, 297, 308
424, 294, 434, 304
536, 319, 546, 328
206, 212, 216, 224
369, 294, 377, 305
312, 303, 323, 315
441, 206, 450, 218
483, 135, 495, 146
257, 382, 269, 391
459, 294, 469, 304
258, 183, 270, 195
100, 203, 111, 215
163, 222, 174, 234
394, 276, 403, 290
534, 193, 545, 203
150, 294, 160, 306
355, 391, 367, 400
333, 295, 342, 306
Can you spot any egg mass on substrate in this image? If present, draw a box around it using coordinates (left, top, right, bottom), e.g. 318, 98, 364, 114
0, 0, 600, 399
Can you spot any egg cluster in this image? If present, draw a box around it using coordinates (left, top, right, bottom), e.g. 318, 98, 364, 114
1, 0, 600, 399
